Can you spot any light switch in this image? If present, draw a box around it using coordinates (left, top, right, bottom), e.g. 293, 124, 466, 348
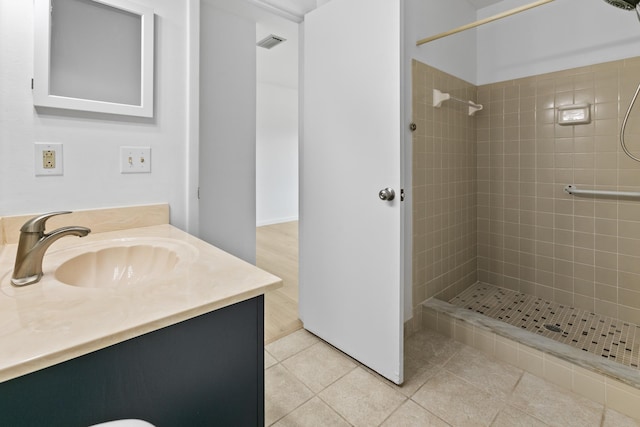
120, 146, 151, 173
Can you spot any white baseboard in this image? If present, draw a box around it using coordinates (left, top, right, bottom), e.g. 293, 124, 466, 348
256, 216, 299, 227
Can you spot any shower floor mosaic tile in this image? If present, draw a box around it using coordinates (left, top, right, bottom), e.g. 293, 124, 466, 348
450, 283, 640, 370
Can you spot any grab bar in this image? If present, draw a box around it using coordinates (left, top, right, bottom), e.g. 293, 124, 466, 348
564, 185, 640, 198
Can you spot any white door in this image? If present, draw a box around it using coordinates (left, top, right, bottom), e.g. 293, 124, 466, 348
300, 0, 404, 384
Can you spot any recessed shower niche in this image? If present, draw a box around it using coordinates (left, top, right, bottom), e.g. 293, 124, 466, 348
33, 0, 154, 117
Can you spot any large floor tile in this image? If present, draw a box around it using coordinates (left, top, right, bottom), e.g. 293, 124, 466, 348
264, 327, 640, 426
272, 397, 350, 427
265, 350, 278, 369
443, 345, 523, 398
381, 400, 451, 427
265, 364, 315, 426
602, 408, 640, 427
265, 328, 319, 362
509, 373, 603, 427
396, 359, 443, 398
412, 370, 505, 427
491, 405, 549, 427
397, 329, 466, 396
319, 367, 406, 427
282, 341, 357, 393
404, 328, 465, 367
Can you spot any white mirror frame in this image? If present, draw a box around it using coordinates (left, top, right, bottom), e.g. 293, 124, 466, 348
33, 0, 154, 117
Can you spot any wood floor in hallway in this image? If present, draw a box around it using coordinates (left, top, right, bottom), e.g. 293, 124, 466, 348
257, 221, 302, 344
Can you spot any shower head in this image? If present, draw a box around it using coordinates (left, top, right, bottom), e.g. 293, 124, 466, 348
604, 0, 640, 10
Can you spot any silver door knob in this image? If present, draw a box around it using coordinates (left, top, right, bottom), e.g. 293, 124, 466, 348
379, 188, 395, 201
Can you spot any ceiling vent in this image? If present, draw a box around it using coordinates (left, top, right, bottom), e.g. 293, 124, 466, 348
256, 34, 287, 49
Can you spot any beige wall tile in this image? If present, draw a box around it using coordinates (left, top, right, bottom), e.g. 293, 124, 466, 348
454, 320, 475, 347
415, 57, 640, 328
542, 354, 573, 389
436, 313, 455, 338
619, 271, 640, 291
421, 307, 438, 331
605, 378, 640, 421
412, 61, 477, 320
618, 305, 640, 325
517, 345, 544, 377
572, 365, 605, 404
495, 335, 519, 366
474, 328, 496, 356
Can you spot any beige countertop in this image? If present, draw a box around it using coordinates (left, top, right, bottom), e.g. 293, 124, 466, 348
0, 223, 282, 382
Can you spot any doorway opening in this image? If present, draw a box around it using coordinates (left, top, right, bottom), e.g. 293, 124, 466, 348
255, 16, 301, 344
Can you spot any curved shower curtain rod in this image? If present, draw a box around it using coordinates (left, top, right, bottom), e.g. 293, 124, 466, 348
416, 0, 555, 46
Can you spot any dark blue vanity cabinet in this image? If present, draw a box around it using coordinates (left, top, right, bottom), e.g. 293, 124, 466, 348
0, 295, 265, 427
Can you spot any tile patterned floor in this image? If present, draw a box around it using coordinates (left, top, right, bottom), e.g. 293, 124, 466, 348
265, 328, 640, 426
450, 283, 640, 369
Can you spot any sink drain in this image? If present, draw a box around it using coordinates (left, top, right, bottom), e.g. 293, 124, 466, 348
544, 324, 563, 333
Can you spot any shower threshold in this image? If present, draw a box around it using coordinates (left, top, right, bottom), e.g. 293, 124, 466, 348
423, 283, 640, 389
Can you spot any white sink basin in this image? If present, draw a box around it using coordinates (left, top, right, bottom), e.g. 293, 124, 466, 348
53, 238, 197, 288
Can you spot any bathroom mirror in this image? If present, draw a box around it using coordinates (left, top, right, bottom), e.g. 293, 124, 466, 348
33, 0, 154, 117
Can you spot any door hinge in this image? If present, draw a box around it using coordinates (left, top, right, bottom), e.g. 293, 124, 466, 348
197, 187, 200, 200
31, 78, 34, 90
400, 189, 405, 201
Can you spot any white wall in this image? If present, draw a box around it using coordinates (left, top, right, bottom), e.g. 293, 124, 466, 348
256, 82, 298, 226
255, 18, 299, 227
477, 0, 640, 84
0, 0, 190, 229
404, 0, 640, 86
405, 0, 478, 84
199, 1, 257, 263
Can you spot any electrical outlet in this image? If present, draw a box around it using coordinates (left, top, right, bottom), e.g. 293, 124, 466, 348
34, 143, 63, 176
43, 150, 56, 169
120, 146, 151, 174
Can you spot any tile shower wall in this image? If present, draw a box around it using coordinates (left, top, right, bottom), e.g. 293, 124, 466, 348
477, 57, 640, 325
411, 60, 477, 331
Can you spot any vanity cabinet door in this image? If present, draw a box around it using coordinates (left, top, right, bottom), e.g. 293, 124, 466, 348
0, 296, 265, 427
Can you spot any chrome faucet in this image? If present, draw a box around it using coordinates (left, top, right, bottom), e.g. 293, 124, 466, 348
11, 211, 91, 286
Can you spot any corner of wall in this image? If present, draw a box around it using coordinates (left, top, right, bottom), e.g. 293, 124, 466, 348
0, 218, 5, 246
